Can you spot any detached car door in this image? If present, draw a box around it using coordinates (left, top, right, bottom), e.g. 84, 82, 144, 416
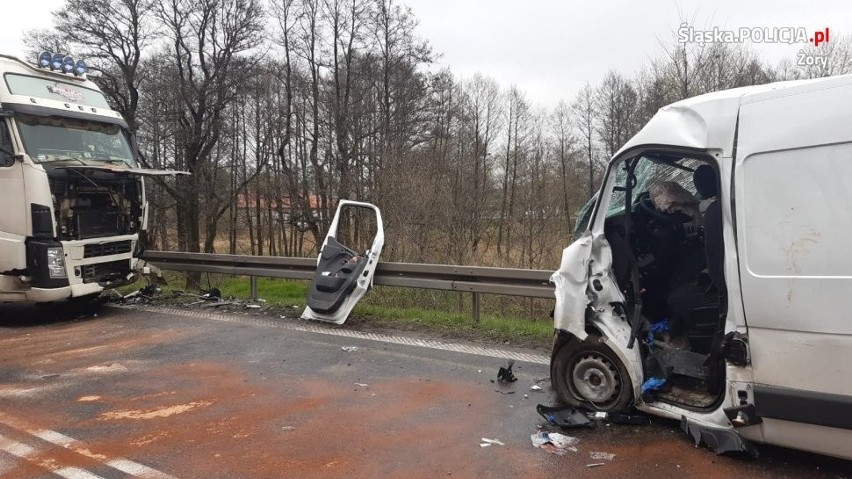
302, 200, 384, 324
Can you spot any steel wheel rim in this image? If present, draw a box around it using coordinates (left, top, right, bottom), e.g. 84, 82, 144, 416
568, 351, 622, 408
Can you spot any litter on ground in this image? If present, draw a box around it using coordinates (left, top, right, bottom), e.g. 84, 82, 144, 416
589, 451, 616, 461
530, 431, 579, 456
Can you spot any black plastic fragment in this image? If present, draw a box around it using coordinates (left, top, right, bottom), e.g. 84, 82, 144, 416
497, 359, 517, 383
609, 412, 652, 426
536, 404, 593, 429
680, 416, 759, 458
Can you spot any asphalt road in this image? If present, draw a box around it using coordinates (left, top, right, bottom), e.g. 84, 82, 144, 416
0, 302, 849, 478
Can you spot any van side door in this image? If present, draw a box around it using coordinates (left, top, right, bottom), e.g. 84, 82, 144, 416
734, 77, 852, 458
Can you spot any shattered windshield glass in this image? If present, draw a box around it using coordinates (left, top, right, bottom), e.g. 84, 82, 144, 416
574, 156, 703, 235
15, 113, 136, 166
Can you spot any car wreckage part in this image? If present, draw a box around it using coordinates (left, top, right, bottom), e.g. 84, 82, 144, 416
681, 417, 759, 458
301, 200, 384, 325
551, 334, 634, 412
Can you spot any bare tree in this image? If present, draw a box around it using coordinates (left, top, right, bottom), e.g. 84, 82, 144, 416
52, 0, 158, 132
571, 82, 597, 198
156, 0, 265, 278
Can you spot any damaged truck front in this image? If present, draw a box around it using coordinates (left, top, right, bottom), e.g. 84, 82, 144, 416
550, 75, 852, 460
0, 53, 181, 303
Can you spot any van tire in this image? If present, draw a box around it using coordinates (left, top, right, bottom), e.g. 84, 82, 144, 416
551, 334, 633, 412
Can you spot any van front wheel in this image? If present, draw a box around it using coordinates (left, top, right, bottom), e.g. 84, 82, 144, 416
551, 334, 633, 412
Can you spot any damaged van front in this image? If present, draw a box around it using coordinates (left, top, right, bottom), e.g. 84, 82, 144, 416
550, 75, 852, 460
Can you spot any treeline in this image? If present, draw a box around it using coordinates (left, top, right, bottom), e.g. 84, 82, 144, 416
26, 0, 852, 268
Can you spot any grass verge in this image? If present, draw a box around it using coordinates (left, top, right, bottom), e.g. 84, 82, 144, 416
120, 273, 554, 349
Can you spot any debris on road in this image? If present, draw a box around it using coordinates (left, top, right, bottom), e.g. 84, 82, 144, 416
354, 383, 368, 387
497, 359, 517, 383
201, 300, 238, 308
586, 410, 651, 426
536, 404, 592, 429
589, 451, 615, 461
341, 346, 359, 352
586, 463, 605, 468
529, 384, 543, 392
607, 412, 652, 426
681, 417, 759, 458
245, 304, 262, 309
530, 431, 579, 456
480, 438, 505, 447
201, 288, 222, 300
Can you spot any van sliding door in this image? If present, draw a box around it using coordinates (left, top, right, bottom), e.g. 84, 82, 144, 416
734, 78, 852, 457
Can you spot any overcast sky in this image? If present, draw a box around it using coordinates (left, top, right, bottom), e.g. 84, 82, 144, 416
3, 0, 851, 106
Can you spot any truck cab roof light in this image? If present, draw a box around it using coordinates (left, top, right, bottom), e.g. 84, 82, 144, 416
38, 52, 52, 68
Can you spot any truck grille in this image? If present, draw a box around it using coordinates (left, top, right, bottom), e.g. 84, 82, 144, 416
81, 259, 130, 284
83, 241, 132, 258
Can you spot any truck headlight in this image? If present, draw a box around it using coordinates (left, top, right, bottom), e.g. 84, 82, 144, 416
46, 247, 66, 278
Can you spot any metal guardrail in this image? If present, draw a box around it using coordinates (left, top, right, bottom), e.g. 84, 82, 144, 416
141, 251, 555, 322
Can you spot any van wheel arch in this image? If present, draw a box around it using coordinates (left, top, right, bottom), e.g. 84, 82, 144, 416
551, 331, 634, 412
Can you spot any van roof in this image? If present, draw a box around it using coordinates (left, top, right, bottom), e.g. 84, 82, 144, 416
616, 74, 852, 159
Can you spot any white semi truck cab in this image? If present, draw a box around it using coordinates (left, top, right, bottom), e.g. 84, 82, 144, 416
0, 53, 177, 303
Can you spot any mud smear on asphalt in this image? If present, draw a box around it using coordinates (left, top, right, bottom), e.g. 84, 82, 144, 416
99, 400, 214, 420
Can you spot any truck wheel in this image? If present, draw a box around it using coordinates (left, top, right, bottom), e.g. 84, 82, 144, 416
551, 334, 633, 412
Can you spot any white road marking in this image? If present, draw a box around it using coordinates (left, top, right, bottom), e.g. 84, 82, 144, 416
107, 458, 178, 478
0, 413, 179, 479
0, 433, 104, 479
32, 429, 178, 479
122, 304, 550, 365
54, 467, 106, 479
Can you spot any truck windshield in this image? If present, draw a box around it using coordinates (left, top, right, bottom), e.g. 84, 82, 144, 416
15, 114, 135, 165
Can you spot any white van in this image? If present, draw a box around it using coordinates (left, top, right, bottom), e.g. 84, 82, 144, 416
550, 74, 852, 459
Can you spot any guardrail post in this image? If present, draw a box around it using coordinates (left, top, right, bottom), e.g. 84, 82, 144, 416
472, 292, 481, 324
249, 276, 258, 301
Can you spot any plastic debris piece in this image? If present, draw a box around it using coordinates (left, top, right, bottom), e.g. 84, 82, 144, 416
481, 438, 504, 446
586, 463, 605, 468
354, 383, 368, 387
497, 360, 518, 383
200, 287, 222, 300
681, 417, 759, 457
536, 404, 593, 429
530, 431, 579, 456
245, 304, 262, 309
530, 385, 543, 392
641, 376, 667, 394
341, 346, 359, 352
480, 443, 491, 448
609, 412, 652, 426
590, 452, 616, 461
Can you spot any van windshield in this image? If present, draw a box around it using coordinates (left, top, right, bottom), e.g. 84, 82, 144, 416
574, 155, 703, 235
15, 114, 135, 166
